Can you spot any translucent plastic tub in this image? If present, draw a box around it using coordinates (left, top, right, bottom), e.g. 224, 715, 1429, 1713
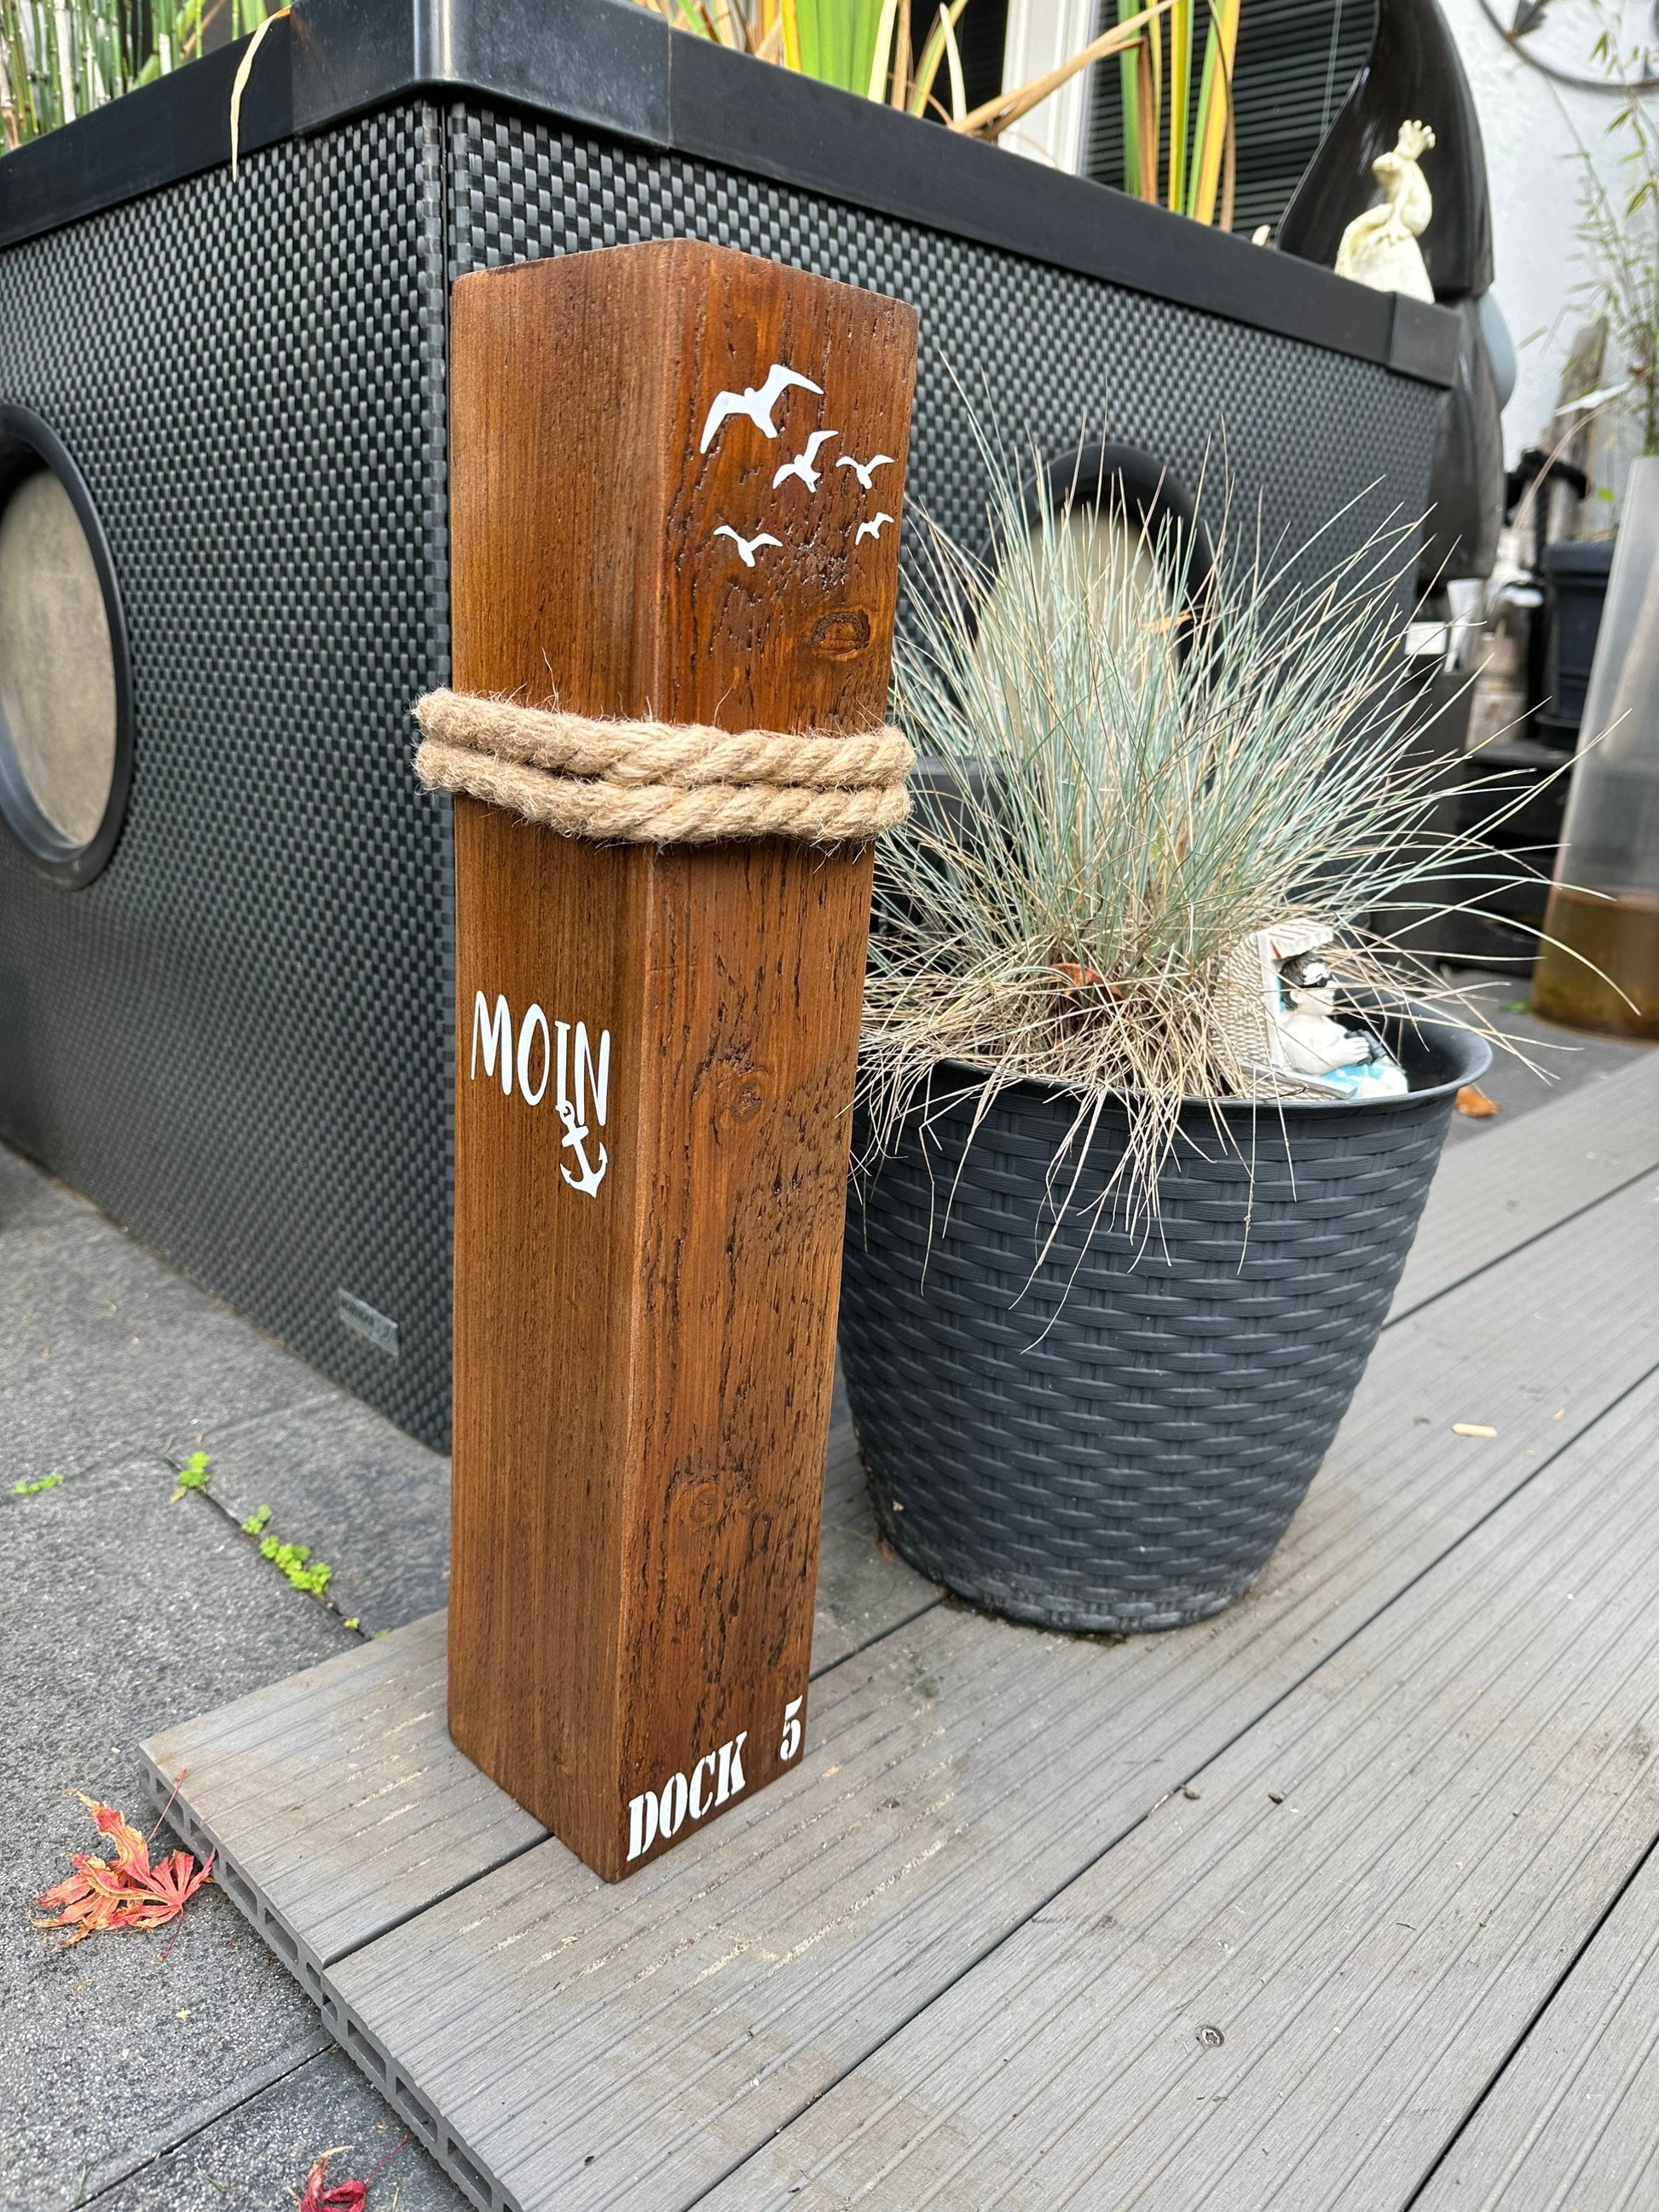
1532, 456, 1659, 1037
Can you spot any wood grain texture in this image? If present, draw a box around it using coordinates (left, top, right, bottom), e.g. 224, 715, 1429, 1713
319, 1175, 1659, 2212
447, 242, 918, 1879
1390, 1050, 1659, 1322
714, 1361, 1659, 2212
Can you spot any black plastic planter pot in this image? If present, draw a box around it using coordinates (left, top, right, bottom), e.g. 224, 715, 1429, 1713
840, 1008, 1491, 1634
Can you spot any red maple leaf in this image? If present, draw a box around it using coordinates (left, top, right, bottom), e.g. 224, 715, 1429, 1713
34, 1791, 213, 1949
297, 2137, 408, 2210
298, 2151, 367, 2212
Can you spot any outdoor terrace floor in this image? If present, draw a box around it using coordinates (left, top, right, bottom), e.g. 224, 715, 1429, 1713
4, 1014, 1658, 2210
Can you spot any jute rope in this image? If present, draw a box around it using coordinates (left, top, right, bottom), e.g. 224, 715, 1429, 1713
413, 690, 913, 846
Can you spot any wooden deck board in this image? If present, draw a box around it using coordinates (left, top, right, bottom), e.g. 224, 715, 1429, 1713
143, 1612, 543, 1991
706, 1365, 1659, 2212
141, 1418, 935, 1978
308, 1178, 1658, 2212
1390, 1049, 1659, 1322
1414, 1838, 1659, 2209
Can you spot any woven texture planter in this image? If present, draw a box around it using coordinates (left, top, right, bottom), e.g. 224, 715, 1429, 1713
840, 1008, 1491, 1632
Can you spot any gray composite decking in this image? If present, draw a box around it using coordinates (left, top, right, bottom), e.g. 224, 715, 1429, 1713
1415, 1827, 1659, 2210
142, 1054, 1659, 2212
1388, 1048, 1659, 1320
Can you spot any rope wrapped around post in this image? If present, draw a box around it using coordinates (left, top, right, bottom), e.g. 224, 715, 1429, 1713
413, 690, 913, 846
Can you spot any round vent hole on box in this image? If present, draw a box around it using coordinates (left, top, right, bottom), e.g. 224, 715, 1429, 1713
0, 409, 132, 888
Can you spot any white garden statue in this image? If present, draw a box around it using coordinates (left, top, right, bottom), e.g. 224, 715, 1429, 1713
1335, 120, 1436, 303
1216, 921, 1410, 1100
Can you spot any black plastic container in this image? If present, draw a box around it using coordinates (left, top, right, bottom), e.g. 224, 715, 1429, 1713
0, 0, 1459, 1448
841, 1011, 1491, 1634
1538, 539, 1614, 745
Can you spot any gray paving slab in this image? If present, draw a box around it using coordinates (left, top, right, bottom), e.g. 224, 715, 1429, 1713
86, 2047, 467, 2212
0, 1450, 350, 2209
0, 1182, 335, 1493
197, 1396, 454, 1636
0, 1142, 102, 1242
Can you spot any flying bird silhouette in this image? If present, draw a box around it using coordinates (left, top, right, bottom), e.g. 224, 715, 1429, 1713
713, 525, 783, 567
837, 453, 894, 491
854, 511, 895, 545
772, 429, 838, 493
698, 364, 824, 454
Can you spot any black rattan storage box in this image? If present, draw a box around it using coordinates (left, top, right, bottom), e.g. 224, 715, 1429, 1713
0, 0, 1457, 1447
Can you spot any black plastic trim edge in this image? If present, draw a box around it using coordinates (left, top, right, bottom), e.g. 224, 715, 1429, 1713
0, 0, 1459, 389
0, 405, 136, 891
0, 31, 292, 246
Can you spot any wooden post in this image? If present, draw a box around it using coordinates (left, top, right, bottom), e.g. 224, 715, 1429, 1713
446, 240, 918, 1881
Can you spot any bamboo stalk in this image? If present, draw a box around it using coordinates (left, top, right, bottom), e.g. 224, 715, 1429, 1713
907, 0, 966, 118
1167, 0, 1190, 213
52, 1, 72, 120
1136, 33, 1157, 201
1118, 0, 1140, 198
1218, 61, 1236, 230
0, 28, 17, 148
867, 0, 898, 100
1188, 0, 1240, 225
889, 0, 910, 108
940, 0, 965, 123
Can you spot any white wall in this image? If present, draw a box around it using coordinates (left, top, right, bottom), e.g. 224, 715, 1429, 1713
1440, 0, 1646, 469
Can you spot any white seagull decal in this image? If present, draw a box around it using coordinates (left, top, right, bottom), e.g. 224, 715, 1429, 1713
713, 525, 783, 567
854, 511, 894, 545
772, 429, 838, 493
837, 453, 895, 491
698, 364, 824, 454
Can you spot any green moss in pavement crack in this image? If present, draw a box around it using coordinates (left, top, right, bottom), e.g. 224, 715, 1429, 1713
233, 1497, 363, 1628
258, 1536, 333, 1597
170, 1449, 211, 1503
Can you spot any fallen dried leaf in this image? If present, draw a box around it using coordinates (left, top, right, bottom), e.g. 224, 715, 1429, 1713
298, 2135, 408, 2210
1454, 1085, 1500, 1119
1453, 1423, 1498, 1439
34, 1793, 213, 1949
298, 2149, 365, 2212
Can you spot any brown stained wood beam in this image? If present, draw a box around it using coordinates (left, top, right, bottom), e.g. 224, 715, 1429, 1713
446, 240, 917, 1880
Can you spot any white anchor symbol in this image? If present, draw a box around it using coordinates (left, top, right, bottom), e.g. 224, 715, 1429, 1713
558, 1098, 608, 1197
